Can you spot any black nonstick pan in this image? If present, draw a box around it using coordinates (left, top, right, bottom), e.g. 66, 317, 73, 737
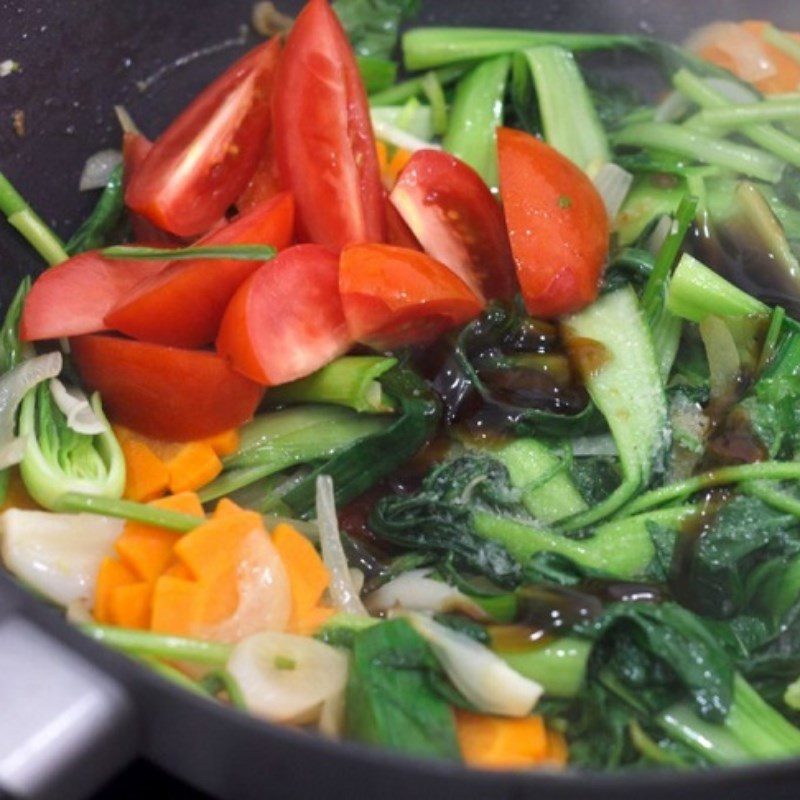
2, 1, 800, 799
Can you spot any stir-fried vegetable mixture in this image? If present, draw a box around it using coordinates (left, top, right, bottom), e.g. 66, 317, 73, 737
6, 0, 800, 773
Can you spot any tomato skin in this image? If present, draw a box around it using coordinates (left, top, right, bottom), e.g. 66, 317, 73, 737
216, 244, 350, 386
105, 192, 295, 348
21, 253, 167, 341
339, 243, 485, 350
71, 335, 263, 441
390, 150, 517, 301
497, 128, 609, 319
272, 0, 385, 250
126, 37, 282, 238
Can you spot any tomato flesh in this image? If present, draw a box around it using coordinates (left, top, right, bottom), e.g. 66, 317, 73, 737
72, 335, 263, 441
217, 244, 351, 386
339, 243, 485, 350
272, 0, 384, 250
497, 128, 609, 318
126, 37, 281, 238
105, 192, 295, 348
390, 150, 517, 301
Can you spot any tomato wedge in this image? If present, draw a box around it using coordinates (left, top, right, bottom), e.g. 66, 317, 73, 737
385, 193, 422, 251
339, 243, 485, 350
272, 0, 385, 250
21, 253, 168, 341
235, 129, 284, 215
105, 192, 295, 348
390, 150, 517, 301
497, 128, 609, 318
71, 335, 263, 441
126, 37, 281, 238
217, 244, 350, 386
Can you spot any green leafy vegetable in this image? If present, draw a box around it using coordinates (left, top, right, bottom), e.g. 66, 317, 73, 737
334, 0, 419, 60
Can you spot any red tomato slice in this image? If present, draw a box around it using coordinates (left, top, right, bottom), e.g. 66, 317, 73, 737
272, 0, 385, 250
21, 253, 168, 341
390, 150, 517, 301
126, 37, 282, 238
497, 128, 609, 318
71, 335, 263, 441
235, 128, 284, 215
216, 244, 350, 386
105, 192, 295, 348
339, 243, 485, 350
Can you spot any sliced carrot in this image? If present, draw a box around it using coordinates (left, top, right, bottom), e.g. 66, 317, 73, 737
544, 728, 569, 767
164, 442, 223, 494
455, 710, 551, 770
271, 523, 331, 632
151, 575, 201, 636
202, 429, 239, 457
110, 582, 152, 629
121, 438, 170, 502
94, 557, 138, 624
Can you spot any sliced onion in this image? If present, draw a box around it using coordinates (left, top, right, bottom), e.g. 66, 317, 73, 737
0, 508, 123, 607
49, 380, 107, 435
703, 77, 760, 105
593, 163, 634, 222
646, 214, 674, 257
700, 316, 741, 402
0, 351, 62, 469
316, 476, 368, 616
685, 23, 776, 83
114, 105, 141, 136
366, 569, 486, 618
226, 631, 349, 725
406, 612, 543, 717
655, 90, 692, 124
79, 149, 122, 191
317, 689, 346, 738
370, 118, 441, 153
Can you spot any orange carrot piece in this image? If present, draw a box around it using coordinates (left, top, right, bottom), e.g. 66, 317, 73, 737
202, 429, 240, 457
121, 438, 170, 502
212, 497, 243, 520
455, 710, 550, 770
272, 523, 331, 630
291, 605, 336, 636
152, 491, 205, 517
110, 582, 152, 629
0, 469, 38, 511
94, 557, 138, 624
544, 729, 569, 767
164, 442, 223, 494
115, 526, 181, 583
151, 575, 201, 636
163, 562, 193, 580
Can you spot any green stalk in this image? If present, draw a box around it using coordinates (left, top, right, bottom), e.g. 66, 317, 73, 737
621, 462, 800, 517
65, 164, 125, 255
267, 357, 397, 413
80, 624, 231, 666
742, 481, 800, 517
55, 492, 203, 531
611, 122, 784, 183
673, 68, 800, 170
443, 55, 510, 189
0, 172, 68, 265
103, 244, 276, 261
522, 46, 609, 171
201, 669, 247, 710
420, 71, 448, 136
136, 656, 208, 696
369, 64, 468, 106
694, 99, 800, 128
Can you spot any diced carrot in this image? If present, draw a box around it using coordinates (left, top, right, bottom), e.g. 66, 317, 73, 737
202, 429, 239, 457
455, 710, 551, 770
121, 438, 170, 502
163, 562, 193, 580
291, 604, 336, 636
544, 729, 569, 767
0, 469, 38, 511
94, 557, 138, 624
376, 139, 413, 188
110, 582, 152, 629
115, 526, 181, 583
212, 497, 243, 520
271, 523, 331, 631
152, 491, 205, 517
151, 575, 200, 636
387, 148, 413, 184
164, 442, 223, 494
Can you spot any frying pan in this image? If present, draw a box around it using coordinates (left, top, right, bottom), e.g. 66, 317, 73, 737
2, 1, 800, 798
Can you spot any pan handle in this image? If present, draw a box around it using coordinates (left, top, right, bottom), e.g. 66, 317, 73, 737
0, 612, 137, 800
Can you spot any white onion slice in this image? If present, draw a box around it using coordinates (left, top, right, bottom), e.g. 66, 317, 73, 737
49, 380, 107, 435
0, 508, 123, 607
406, 612, 543, 717
79, 149, 122, 191
226, 631, 349, 725
685, 23, 777, 83
646, 214, 674, 257
0, 351, 62, 469
593, 163, 634, 222
655, 90, 692, 123
370, 118, 441, 153
366, 569, 485, 618
703, 77, 760, 104
316, 476, 368, 616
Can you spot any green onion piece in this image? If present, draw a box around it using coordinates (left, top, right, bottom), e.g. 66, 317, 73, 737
612, 122, 784, 183
200, 669, 248, 710
267, 356, 397, 413
369, 64, 468, 106
102, 244, 277, 261
443, 55, 510, 190
80, 624, 231, 665
694, 98, 800, 128
0, 172, 69, 265
420, 71, 449, 136
65, 164, 125, 255
55, 492, 204, 531
673, 68, 800, 171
